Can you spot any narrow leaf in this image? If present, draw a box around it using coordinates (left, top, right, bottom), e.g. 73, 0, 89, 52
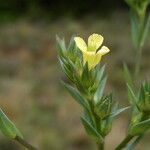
81, 116, 103, 142
96, 65, 105, 83
140, 12, 150, 47
94, 77, 107, 104
56, 35, 66, 53
61, 81, 89, 110
123, 63, 134, 89
68, 35, 76, 51
127, 84, 137, 105
125, 135, 143, 150
129, 118, 150, 135
0, 109, 23, 139
110, 106, 131, 118
130, 11, 140, 49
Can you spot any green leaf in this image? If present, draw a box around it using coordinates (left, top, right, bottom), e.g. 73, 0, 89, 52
130, 11, 140, 49
61, 81, 90, 110
125, 135, 143, 150
83, 109, 94, 126
81, 63, 91, 86
59, 58, 74, 82
140, 13, 150, 48
0, 108, 23, 139
129, 118, 150, 135
139, 84, 145, 102
127, 84, 138, 105
68, 35, 76, 51
56, 35, 66, 55
123, 63, 134, 90
110, 106, 131, 118
94, 77, 107, 104
96, 65, 105, 83
81, 116, 103, 142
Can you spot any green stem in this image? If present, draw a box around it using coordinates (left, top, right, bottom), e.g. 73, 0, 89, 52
97, 141, 104, 150
115, 135, 133, 150
15, 136, 38, 150
134, 9, 146, 80
125, 135, 144, 150
134, 46, 142, 80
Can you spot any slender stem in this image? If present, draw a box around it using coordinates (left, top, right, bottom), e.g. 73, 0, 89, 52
125, 135, 144, 150
15, 136, 38, 150
134, 46, 142, 80
97, 141, 104, 150
115, 135, 133, 150
134, 9, 146, 80
88, 101, 104, 150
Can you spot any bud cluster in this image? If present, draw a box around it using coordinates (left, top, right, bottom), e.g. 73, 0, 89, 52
57, 34, 129, 142
127, 81, 150, 135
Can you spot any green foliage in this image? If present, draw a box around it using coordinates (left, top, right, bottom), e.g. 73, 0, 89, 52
81, 116, 103, 142
94, 77, 107, 104
125, 135, 143, 150
138, 81, 150, 113
110, 106, 131, 118
126, 81, 150, 137
129, 118, 150, 135
130, 12, 140, 49
140, 12, 150, 47
0, 108, 23, 139
125, 0, 150, 49
61, 81, 90, 111
94, 94, 112, 119
123, 63, 134, 90
0, 0, 127, 22
127, 83, 137, 105
58, 35, 130, 146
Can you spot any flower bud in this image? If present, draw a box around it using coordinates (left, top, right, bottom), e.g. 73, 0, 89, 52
94, 95, 112, 119
137, 82, 150, 113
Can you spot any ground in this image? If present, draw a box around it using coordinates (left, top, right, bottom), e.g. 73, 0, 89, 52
0, 11, 150, 150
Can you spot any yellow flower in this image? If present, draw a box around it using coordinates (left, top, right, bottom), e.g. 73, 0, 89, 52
74, 33, 110, 70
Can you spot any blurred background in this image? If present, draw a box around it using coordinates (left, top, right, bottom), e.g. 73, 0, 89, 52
0, 0, 150, 149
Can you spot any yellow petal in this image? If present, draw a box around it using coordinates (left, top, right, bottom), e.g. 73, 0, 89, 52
92, 54, 102, 68
82, 51, 100, 70
97, 46, 110, 56
88, 33, 103, 52
74, 37, 87, 52
82, 51, 94, 65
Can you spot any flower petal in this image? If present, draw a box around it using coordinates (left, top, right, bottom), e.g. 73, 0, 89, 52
82, 51, 100, 70
74, 37, 87, 52
88, 33, 103, 52
97, 46, 110, 56
92, 54, 102, 68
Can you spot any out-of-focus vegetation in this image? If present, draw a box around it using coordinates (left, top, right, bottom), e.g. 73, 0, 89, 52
0, 0, 126, 21
0, 0, 150, 150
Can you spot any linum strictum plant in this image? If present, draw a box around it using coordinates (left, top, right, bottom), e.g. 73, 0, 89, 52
57, 33, 129, 150
114, 79, 150, 150
125, 0, 150, 78
115, 0, 150, 149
